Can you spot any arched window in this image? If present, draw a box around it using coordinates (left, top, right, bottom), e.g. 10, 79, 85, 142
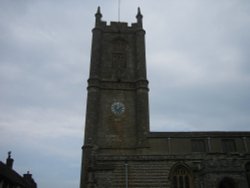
112, 38, 127, 69
218, 177, 235, 188
170, 164, 193, 188
111, 38, 127, 80
246, 162, 250, 187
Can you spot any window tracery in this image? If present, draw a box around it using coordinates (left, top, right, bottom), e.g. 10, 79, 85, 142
170, 164, 193, 188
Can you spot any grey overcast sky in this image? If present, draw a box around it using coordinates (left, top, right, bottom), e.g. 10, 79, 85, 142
0, 0, 250, 187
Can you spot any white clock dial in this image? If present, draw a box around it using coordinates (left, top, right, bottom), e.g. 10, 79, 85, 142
111, 102, 125, 115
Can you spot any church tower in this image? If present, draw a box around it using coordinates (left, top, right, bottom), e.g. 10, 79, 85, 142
80, 6, 250, 188
80, 7, 149, 188
84, 7, 149, 149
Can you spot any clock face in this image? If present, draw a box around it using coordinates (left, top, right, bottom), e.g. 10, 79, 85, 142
111, 102, 125, 115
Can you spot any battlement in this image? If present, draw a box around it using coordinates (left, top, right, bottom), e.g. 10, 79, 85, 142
94, 6, 143, 32
95, 21, 143, 31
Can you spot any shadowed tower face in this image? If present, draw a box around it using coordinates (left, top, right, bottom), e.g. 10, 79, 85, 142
84, 7, 149, 149
80, 7, 149, 187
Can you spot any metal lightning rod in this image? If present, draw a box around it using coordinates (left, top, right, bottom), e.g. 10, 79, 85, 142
118, 0, 121, 22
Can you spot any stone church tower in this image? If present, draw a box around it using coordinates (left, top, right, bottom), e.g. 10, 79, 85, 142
80, 7, 250, 188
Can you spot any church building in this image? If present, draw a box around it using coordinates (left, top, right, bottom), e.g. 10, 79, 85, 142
80, 7, 250, 188
0, 152, 37, 188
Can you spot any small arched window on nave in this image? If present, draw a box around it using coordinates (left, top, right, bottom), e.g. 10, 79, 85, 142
169, 164, 193, 188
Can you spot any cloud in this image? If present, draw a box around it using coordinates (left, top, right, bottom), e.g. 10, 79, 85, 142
0, 1, 250, 188
145, 0, 250, 132
0, 106, 83, 188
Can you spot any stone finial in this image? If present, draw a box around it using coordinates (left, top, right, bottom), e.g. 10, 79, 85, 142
95, 6, 102, 20
96, 6, 101, 14
23, 171, 37, 188
136, 7, 143, 19
6, 151, 14, 169
136, 7, 143, 27
8, 151, 11, 158
95, 6, 103, 27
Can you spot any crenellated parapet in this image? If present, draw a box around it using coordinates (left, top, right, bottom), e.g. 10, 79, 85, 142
94, 6, 144, 33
